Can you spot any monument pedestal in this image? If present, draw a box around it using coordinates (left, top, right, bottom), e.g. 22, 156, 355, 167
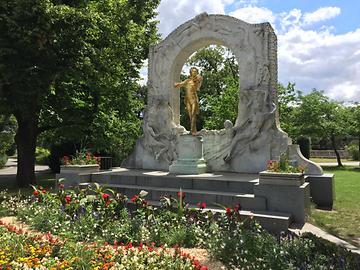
169, 135, 207, 174
254, 171, 310, 224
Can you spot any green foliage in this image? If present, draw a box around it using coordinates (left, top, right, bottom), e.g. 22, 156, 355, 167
3, 186, 360, 269
35, 147, 50, 165
183, 45, 239, 130
297, 136, 311, 159
0, 0, 160, 186
277, 82, 301, 137
347, 141, 359, 160
0, 115, 16, 154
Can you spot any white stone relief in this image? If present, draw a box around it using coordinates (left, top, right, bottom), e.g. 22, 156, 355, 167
124, 13, 319, 174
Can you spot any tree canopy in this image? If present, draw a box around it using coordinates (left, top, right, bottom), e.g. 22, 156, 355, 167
0, 0, 160, 186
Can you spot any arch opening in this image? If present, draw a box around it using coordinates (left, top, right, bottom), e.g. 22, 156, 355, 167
174, 44, 240, 132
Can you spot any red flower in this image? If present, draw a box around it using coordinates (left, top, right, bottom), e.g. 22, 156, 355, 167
105, 200, 111, 206
58, 184, 65, 189
33, 190, 39, 196
177, 191, 185, 199
102, 193, 110, 200
234, 203, 241, 212
65, 195, 71, 204
197, 202, 206, 209
42, 189, 46, 194
226, 207, 232, 215
131, 195, 139, 203
142, 200, 148, 206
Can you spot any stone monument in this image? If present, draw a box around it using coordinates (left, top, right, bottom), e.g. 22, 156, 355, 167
123, 12, 321, 177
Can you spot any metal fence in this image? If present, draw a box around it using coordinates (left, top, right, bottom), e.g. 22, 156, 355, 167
98, 156, 112, 170
310, 150, 349, 159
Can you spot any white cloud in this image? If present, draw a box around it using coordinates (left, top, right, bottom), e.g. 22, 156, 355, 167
229, 6, 275, 25
303, 7, 341, 25
140, 2, 359, 102
157, 0, 225, 38
278, 27, 360, 102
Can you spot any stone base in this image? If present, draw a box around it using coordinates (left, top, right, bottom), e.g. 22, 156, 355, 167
56, 164, 99, 187
254, 181, 310, 224
169, 134, 207, 174
259, 171, 305, 186
305, 174, 335, 208
169, 159, 207, 174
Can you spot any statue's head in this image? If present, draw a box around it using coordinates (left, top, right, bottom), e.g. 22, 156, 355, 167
189, 67, 199, 77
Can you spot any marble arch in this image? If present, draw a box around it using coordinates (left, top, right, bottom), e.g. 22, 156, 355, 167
124, 13, 322, 175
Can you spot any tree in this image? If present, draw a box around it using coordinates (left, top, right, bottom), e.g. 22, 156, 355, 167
293, 90, 351, 166
347, 103, 360, 163
0, 0, 160, 187
277, 82, 301, 138
184, 45, 239, 130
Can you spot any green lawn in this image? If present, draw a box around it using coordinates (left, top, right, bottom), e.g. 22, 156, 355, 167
0, 172, 56, 194
309, 166, 360, 247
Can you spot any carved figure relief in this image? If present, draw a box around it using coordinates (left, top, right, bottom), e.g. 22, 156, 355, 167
142, 100, 177, 163
224, 91, 275, 162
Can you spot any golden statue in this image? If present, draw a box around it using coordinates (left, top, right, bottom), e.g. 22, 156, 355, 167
174, 67, 203, 135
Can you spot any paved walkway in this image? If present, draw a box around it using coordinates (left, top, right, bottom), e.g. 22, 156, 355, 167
291, 223, 360, 255
0, 158, 50, 181
317, 161, 359, 167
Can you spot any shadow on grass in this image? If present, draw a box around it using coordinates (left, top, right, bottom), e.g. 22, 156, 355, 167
0, 172, 56, 194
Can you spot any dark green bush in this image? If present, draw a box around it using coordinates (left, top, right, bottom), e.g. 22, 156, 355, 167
297, 135, 311, 159
0, 153, 8, 168
49, 142, 78, 173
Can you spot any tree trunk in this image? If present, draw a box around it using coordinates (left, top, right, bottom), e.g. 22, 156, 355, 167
330, 134, 343, 167
14, 115, 38, 187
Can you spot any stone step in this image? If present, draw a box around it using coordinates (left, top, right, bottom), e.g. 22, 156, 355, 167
91, 169, 257, 194
89, 183, 267, 211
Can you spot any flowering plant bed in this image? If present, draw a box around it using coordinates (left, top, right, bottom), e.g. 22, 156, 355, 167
0, 220, 207, 270
1, 186, 359, 269
61, 151, 100, 166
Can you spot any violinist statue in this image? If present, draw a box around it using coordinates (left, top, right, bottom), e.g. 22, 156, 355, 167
174, 67, 203, 135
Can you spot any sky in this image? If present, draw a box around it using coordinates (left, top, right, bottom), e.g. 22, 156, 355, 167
140, 0, 360, 102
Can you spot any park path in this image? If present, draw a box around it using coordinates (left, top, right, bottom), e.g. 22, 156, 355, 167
0, 157, 51, 182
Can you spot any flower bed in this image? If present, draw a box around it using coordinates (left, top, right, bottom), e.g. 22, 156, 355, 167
0, 220, 207, 269
1, 186, 360, 269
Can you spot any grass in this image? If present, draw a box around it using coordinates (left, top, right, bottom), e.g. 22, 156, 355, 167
309, 166, 360, 247
0, 172, 56, 195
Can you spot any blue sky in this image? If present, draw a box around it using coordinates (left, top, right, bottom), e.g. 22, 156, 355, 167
141, 0, 360, 101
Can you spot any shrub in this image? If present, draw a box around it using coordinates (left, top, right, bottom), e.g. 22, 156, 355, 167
35, 147, 50, 165
297, 135, 311, 159
0, 153, 8, 169
347, 141, 359, 161
49, 142, 78, 173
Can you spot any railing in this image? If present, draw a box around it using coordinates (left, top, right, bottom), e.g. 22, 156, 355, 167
310, 150, 349, 159
98, 156, 112, 170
